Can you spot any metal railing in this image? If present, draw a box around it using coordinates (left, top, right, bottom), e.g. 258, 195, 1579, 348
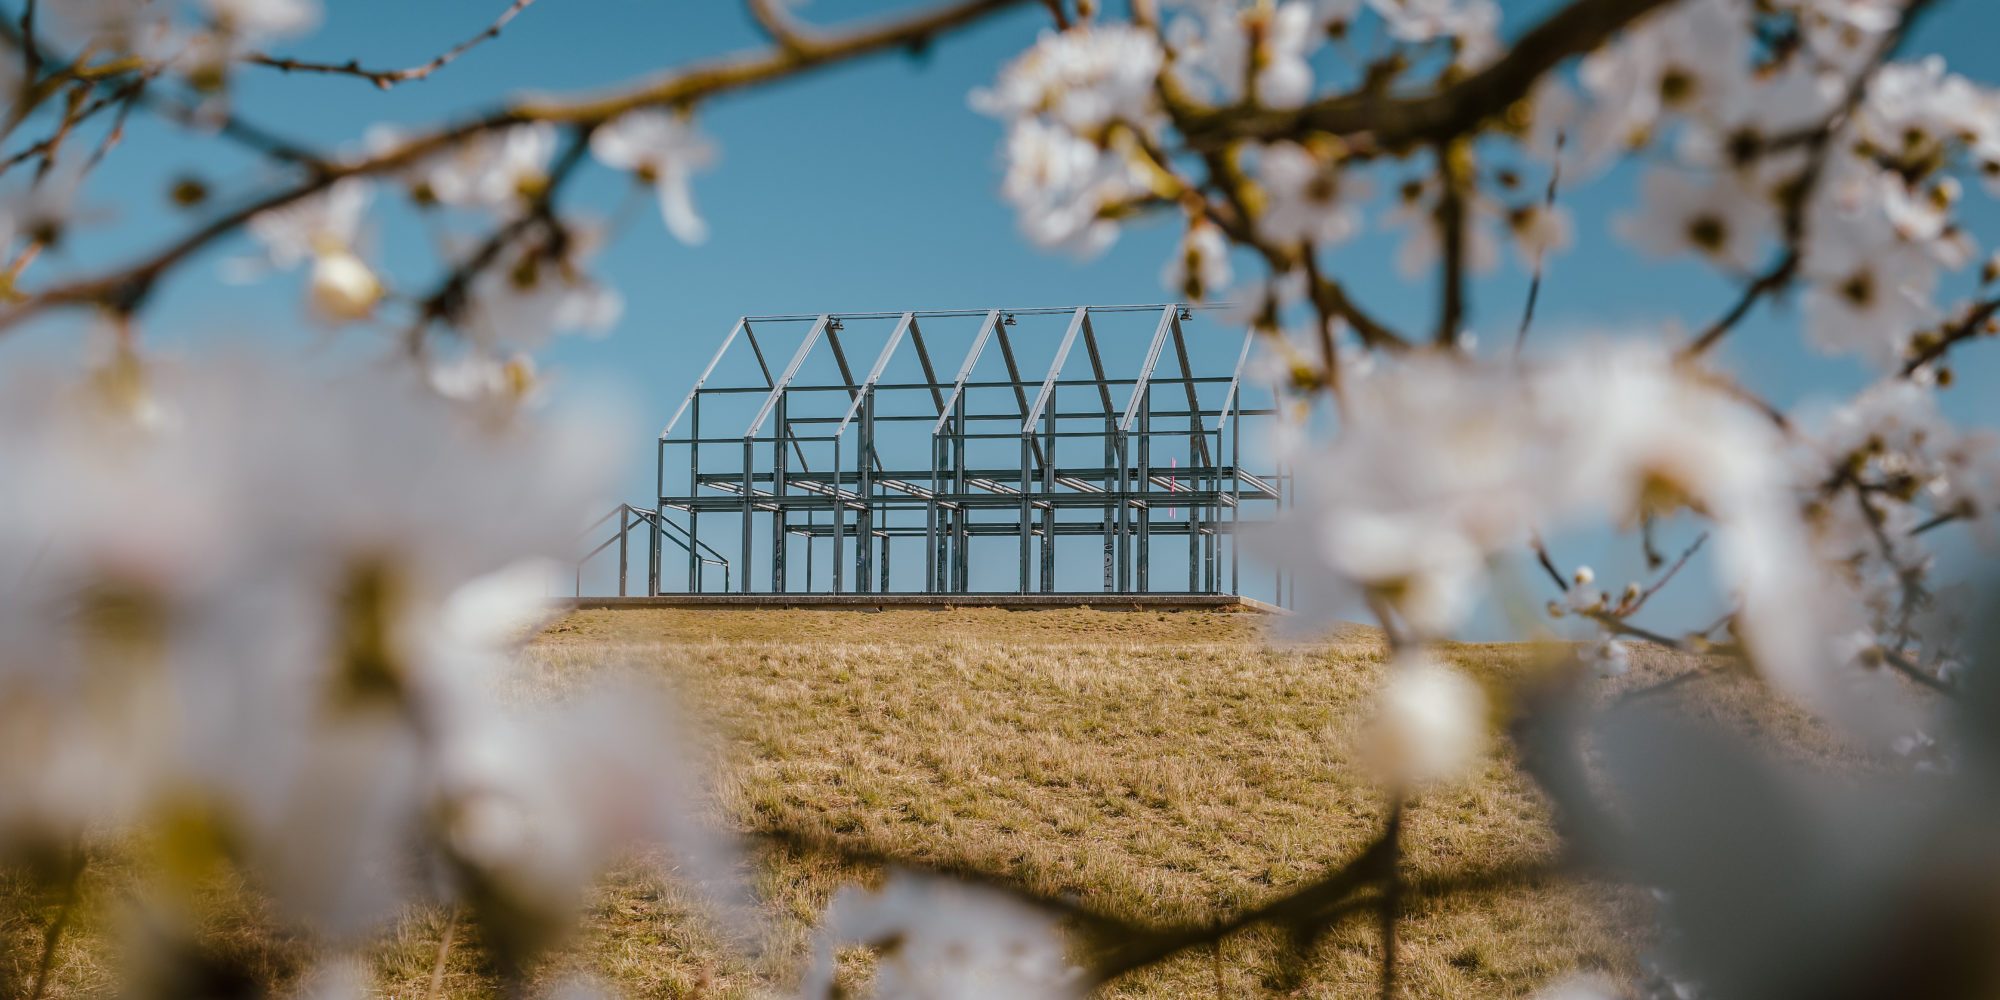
577, 503, 729, 596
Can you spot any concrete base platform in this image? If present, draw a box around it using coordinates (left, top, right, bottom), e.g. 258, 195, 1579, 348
560, 593, 1283, 614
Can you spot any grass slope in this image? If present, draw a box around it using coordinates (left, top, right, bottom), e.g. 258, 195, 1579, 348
488, 608, 1634, 998
16, 607, 1749, 998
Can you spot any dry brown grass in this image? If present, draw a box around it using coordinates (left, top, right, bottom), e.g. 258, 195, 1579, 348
16, 606, 1842, 998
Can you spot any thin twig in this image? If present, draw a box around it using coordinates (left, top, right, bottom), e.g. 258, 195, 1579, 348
247, 0, 539, 89
1434, 140, 1468, 346
1680, 251, 1797, 357
1877, 646, 1956, 696
0, 0, 1035, 331
1621, 531, 1708, 616
1514, 132, 1565, 358
1901, 296, 2000, 376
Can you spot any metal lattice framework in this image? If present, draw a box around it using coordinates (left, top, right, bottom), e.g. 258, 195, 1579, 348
598, 303, 1292, 601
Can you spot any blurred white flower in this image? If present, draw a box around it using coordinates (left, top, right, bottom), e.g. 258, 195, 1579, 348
1571, 0, 1750, 167
307, 249, 383, 323
1161, 220, 1232, 301
1532, 973, 1621, 1000
245, 179, 382, 324
1617, 168, 1774, 272
974, 24, 1165, 255
1585, 636, 1632, 678
992, 119, 1149, 256
1165, 1, 1324, 109
802, 872, 1080, 999
1365, 653, 1488, 787
1253, 141, 1364, 248
423, 123, 559, 212
247, 179, 372, 270
1366, 0, 1499, 65
590, 110, 719, 245
204, 0, 320, 42
971, 23, 1162, 131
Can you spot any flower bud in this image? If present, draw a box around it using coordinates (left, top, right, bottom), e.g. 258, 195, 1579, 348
308, 250, 383, 323
1364, 654, 1488, 787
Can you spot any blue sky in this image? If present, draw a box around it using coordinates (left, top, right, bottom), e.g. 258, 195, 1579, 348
14, 0, 2000, 626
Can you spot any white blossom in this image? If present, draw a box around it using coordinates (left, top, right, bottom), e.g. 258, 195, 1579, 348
974, 24, 1166, 255
1365, 653, 1489, 787
307, 249, 383, 323
204, 0, 320, 43
802, 872, 1080, 999
421, 123, 559, 212
1253, 141, 1364, 248
992, 119, 1149, 255
1572, 0, 1752, 167
245, 179, 382, 324
1165, 1, 1324, 109
590, 110, 718, 245
247, 179, 372, 270
971, 23, 1162, 131
1366, 0, 1499, 66
1161, 220, 1232, 301
1617, 168, 1775, 272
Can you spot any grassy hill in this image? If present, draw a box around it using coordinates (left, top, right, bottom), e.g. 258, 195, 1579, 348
440, 607, 1640, 998
16, 606, 1760, 998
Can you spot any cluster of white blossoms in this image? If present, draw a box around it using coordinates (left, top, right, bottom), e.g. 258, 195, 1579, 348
1265, 341, 1920, 725
231, 104, 717, 410
0, 355, 736, 975
1548, 0, 2000, 368
48, 0, 320, 89
1792, 379, 2000, 642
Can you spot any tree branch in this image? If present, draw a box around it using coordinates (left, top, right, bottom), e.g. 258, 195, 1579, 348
1176, 0, 1678, 151
0, 0, 1036, 332
246, 0, 540, 90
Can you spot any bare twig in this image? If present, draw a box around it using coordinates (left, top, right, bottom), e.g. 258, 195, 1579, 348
1877, 645, 1955, 696
1514, 132, 1565, 358
1680, 251, 1797, 357
248, 0, 539, 89
1620, 532, 1708, 617
1901, 296, 2000, 376
0, 0, 1036, 331
1434, 140, 1469, 347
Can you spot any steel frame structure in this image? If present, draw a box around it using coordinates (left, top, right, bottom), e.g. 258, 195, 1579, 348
606, 303, 1291, 601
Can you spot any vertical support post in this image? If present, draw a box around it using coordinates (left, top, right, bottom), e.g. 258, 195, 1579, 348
1017, 434, 1032, 595
1231, 403, 1241, 596
740, 437, 753, 594
688, 393, 702, 593
650, 440, 662, 596
805, 512, 815, 590
617, 506, 629, 597
1040, 384, 1056, 593
832, 428, 845, 594
1116, 428, 1131, 593
857, 389, 875, 593
1101, 415, 1114, 592
926, 430, 940, 593
1138, 386, 1151, 593
880, 534, 891, 592
953, 393, 969, 592
1188, 407, 1200, 594
772, 392, 788, 592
